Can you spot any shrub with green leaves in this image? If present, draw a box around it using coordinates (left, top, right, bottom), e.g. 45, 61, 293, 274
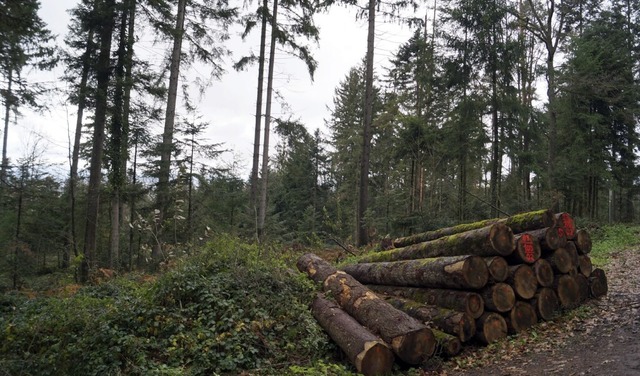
0, 236, 335, 375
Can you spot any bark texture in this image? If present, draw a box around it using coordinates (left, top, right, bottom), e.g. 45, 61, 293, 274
432, 329, 462, 357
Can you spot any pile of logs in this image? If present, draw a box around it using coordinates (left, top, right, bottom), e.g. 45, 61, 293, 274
296, 210, 608, 375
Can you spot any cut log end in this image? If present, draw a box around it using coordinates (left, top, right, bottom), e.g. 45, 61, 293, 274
467, 293, 485, 319
514, 233, 541, 264
533, 259, 555, 287
533, 287, 560, 321
482, 283, 515, 313
510, 264, 538, 300
589, 268, 608, 298
462, 256, 490, 289
574, 274, 590, 303
556, 212, 576, 240
575, 229, 593, 254
476, 312, 508, 345
555, 274, 580, 309
357, 341, 395, 376
485, 256, 509, 282
391, 328, 436, 365
489, 223, 516, 256
505, 301, 538, 334
578, 255, 593, 277
433, 329, 462, 357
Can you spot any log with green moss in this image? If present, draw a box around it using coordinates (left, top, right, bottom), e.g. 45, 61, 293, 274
578, 254, 593, 277
507, 233, 541, 265
361, 224, 515, 263
343, 256, 489, 290
555, 212, 576, 240
544, 247, 575, 274
532, 258, 554, 287
554, 274, 580, 309
432, 329, 462, 357
575, 230, 592, 254
526, 227, 567, 251
382, 296, 476, 342
504, 301, 538, 334
297, 253, 436, 364
479, 283, 515, 313
392, 209, 555, 248
484, 256, 508, 283
311, 295, 395, 375
475, 312, 508, 345
367, 285, 485, 319
531, 287, 560, 321
589, 268, 608, 298
507, 264, 538, 299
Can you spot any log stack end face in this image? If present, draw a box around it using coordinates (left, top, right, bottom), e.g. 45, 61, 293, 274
357, 341, 395, 376
459, 256, 489, 289
391, 328, 436, 365
490, 223, 516, 256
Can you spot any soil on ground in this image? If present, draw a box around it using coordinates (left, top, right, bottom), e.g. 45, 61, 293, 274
423, 246, 640, 376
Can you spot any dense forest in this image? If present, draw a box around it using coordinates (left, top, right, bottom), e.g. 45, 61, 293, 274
1, 0, 639, 288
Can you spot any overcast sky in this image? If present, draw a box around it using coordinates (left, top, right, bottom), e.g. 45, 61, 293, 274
9, 1, 421, 179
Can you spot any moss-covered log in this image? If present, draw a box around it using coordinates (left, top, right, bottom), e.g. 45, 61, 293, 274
554, 274, 579, 309
589, 268, 608, 298
574, 274, 590, 303
484, 256, 508, 283
507, 264, 538, 299
575, 229, 592, 254
544, 247, 575, 274
343, 256, 489, 290
382, 296, 476, 342
532, 259, 554, 288
531, 287, 560, 321
297, 253, 435, 364
507, 233, 541, 264
367, 285, 485, 320
432, 329, 462, 357
310, 295, 394, 375
363, 224, 514, 263
479, 283, 515, 313
504, 301, 538, 334
475, 312, 508, 345
392, 209, 553, 248
578, 254, 593, 277
555, 212, 576, 240
526, 227, 567, 251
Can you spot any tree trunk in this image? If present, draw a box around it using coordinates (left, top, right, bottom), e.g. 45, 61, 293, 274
504, 301, 537, 334
574, 230, 592, 254
1, 68, 12, 181
344, 256, 489, 290
363, 223, 514, 263
554, 274, 579, 308
382, 296, 476, 342
531, 287, 560, 321
432, 329, 462, 357
484, 256, 508, 283
555, 212, 576, 240
155, 0, 187, 257
475, 312, 507, 345
81, 0, 116, 283
532, 258, 554, 287
588, 268, 608, 298
507, 264, 538, 299
507, 233, 541, 264
479, 283, 515, 313
525, 226, 566, 251
311, 295, 394, 376
544, 247, 574, 274
577, 255, 592, 277
367, 285, 484, 319
297, 254, 435, 364
257, 0, 279, 242
392, 209, 553, 248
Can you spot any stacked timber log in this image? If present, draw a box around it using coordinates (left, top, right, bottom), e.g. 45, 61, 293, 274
297, 210, 608, 374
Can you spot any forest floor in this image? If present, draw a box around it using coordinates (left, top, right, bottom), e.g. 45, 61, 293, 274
424, 246, 640, 376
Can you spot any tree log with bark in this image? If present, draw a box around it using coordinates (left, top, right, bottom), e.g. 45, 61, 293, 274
311, 295, 394, 375
545, 247, 575, 274
475, 312, 508, 344
555, 212, 576, 240
504, 301, 538, 334
575, 230, 592, 254
484, 256, 508, 283
366, 285, 485, 319
432, 329, 462, 357
526, 227, 567, 251
344, 256, 489, 290
507, 264, 538, 299
532, 259, 554, 287
479, 283, 515, 313
578, 254, 593, 277
362, 224, 514, 263
531, 287, 560, 321
507, 233, 541, 264
297, 253, 435, 364
554, 274, 579, 309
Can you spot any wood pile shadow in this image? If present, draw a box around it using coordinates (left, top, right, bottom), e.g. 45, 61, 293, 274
297, 210, 608, 375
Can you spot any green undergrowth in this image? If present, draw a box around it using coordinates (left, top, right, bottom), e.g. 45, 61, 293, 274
0, 235, 354, 376
588, 223, 640, 267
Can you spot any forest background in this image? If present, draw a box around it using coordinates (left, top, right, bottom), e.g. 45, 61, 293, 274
1, 0, 639, 287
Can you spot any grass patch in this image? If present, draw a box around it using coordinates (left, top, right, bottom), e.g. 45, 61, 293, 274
589, 224, 640, 267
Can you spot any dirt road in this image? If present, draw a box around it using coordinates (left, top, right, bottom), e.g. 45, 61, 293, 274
428, 246, 640, 376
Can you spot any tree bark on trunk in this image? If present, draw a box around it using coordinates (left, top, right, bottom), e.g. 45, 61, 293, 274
479, 283, 515, 313
366, 285, 484, 319
382, 296, 476, 342
507, 264, 538, 299
475, 312, 507, 344
432, 329, 462, 357
344, 256, 489, 290
531, 287, 559, 321
532, 258, 554, 287
363, 223, 514, 263
1, 68, 12, 181
311, 295, 394, 376
297, 254, 435, 364
504, 301, 537, 334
